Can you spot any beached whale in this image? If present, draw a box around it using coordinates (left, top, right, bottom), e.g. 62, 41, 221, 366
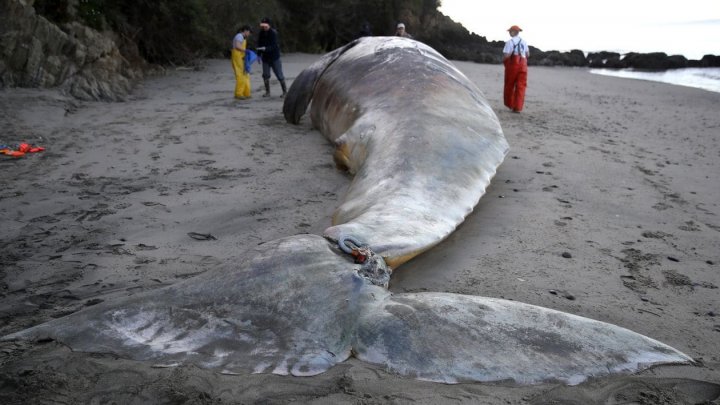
2, 37, 691, 385
284, 37, 508, 268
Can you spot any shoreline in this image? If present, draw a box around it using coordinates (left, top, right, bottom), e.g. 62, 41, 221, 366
589, 67, 720, 93
1, 55, 718, 403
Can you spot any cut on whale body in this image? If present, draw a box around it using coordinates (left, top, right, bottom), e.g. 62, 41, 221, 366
3, 235, 691, 384
3, 37, 692, 385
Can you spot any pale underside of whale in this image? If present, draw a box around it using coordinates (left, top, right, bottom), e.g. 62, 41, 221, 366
2, 37, 692, 385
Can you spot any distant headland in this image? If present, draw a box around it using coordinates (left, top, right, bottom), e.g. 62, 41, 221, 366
2, 0, 718, 101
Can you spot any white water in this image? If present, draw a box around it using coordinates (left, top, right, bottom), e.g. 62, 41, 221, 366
589, 68, 720, 93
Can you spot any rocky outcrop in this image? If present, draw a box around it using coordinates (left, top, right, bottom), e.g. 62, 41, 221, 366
587, 52, 624, 68
531, 49, 587, 67
430, 37, 712, 71
689, 55, 720, 68
0, 0, 147, 101
587, 52, 694, 70
620, 52, 688, 70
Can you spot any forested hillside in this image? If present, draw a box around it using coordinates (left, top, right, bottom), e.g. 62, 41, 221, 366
31, 0, 496, 64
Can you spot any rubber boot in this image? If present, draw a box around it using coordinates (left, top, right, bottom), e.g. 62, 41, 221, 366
280, 79, 287, 98
262, 79, 271, 97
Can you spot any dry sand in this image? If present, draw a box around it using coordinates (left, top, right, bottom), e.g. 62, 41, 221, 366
0, 54, 718, 404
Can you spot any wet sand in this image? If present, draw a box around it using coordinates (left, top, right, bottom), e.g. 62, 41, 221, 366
1, 54, 718, 403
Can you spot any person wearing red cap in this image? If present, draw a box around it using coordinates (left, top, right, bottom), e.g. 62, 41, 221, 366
502, 25, 529, 112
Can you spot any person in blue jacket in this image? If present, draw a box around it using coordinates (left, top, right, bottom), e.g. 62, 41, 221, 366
256, 17, 287, 98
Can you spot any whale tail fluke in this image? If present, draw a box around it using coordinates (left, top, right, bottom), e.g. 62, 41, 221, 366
353, 291, 692, 385
1, 235, 360, 377
2, 235, 691, 384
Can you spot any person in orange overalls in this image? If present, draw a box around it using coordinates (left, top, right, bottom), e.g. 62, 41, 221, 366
231, 25, 252, 99
503, 25, 529, 112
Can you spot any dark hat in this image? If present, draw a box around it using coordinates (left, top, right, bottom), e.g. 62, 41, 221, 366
260, 17, 271, 25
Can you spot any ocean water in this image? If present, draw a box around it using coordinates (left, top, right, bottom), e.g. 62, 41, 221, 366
589, 68, 720, 93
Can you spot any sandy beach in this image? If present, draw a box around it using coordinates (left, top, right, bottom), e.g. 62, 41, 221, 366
1, 54, 718, 403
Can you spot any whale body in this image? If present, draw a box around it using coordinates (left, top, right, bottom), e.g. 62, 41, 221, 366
2, 37, 691, 385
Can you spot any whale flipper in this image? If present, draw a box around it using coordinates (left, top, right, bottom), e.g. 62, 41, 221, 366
354, 292, 692, 385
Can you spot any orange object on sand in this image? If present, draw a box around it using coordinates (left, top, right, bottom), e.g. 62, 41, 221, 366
1, 150, 25, 157
1, 142, 44, 157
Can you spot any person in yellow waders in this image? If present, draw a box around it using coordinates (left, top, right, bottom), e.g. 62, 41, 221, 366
232, 25, 252, 99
